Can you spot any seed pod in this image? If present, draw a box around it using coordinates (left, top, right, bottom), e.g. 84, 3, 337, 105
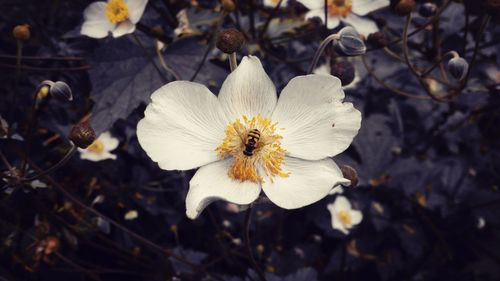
392, 0, 416, 16
50, 81, 73, 101
419, 2, 437, 17
216, 28, 245, 54
447, 57, 469, 80
13, 24, 30, 41
367, 31, 388, 48
69, 122, 96, 149
334, 26, 366, 56
331, 61, 356, 86
340, 165, 358, 187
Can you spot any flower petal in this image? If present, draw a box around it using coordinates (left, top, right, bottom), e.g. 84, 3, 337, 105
186, 159, 262, 219
99, 132, 119, 150
125, 0, 148, 23
218, 56, 277, 120
305, 9, 341, 29
352, 0, 389, 16
112, 20, 136, 37
332, 196, 351, 212
137, 81, 228, 170
81, 2, 114, 38
350, 209, 363, 225
342, 13, 379, 37
327, 203, 349, 234
261, 157, 349, 209
272, 74, 361, 160
79, 150, 117, 162
297, 0, 324, 10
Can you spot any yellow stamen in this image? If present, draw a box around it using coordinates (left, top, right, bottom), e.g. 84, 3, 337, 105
327, 0, 353, 17
87, 139, 105, 154
216, 115, 289, 183
337, 210, 352, 225
105, 0, 129, 24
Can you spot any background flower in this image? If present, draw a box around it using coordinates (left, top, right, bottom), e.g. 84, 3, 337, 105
298, 0, 389, 36
81, 0, 148, 38
327, 195, 363, 234
78, 131, 119, 161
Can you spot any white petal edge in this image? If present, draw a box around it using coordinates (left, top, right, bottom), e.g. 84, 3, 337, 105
297, 0, 324, 10
99, 131, 119, 151
186, 159, 262, 219
351, 0, 389, 16
125, 0, 148, 23
81, 2, 114, 38
349, 209, 363, 225
272, 74, 362, 160
78, 149, 117, 162
137, 81, 229, 171
261, 157, 349, 209
327, 203, 349, 234
342, 13, 379, 37
263, 0, 289, 7
112, 20, 136, 37
218, 56, 277, 121
332, 196, 352, 212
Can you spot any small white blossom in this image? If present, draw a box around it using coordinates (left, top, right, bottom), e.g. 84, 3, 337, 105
78, 131, 119, 162
327, 196, 362, 234
297, 0, 389, 36
81, 0, 148, 38
137, 56, 361, 219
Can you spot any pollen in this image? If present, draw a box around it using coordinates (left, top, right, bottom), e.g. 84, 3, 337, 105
105, 0, 129, 24
337, 210, 352, 225
87, 139, 105, 154
216, 115, 289, 183
327, 0, 353, 17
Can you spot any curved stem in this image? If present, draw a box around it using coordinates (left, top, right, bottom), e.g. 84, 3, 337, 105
131, 33, 168, 83
22, 145, 77, 182
229, 53, 238, 72
307, 33, 340, 74
420, 51, 458, 78
244, 206, 267, 281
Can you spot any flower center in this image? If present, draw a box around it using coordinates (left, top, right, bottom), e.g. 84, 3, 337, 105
216, 115, 289, 183
105, 0, 129, 24
87, 139, 105, 154
337, 210, 352, 225
327, 0, 352, 17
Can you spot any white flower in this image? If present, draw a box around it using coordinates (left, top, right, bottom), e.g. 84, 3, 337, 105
81, 0, 148, 38
137, 56, 361, 219
297, 0, 389, 36
313, 63, 361, 90
263, 0, 289, 8
327, 196, 362, 234
78, 131, 119, 161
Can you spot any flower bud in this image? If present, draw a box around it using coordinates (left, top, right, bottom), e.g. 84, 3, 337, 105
13, 24, 30, 41
221, 0, 236, 12
392, 0, 416, 16
367, 32, 388, 48
419, 2, 437, 17
50, 81, 73, 101
334, 27, 366, 56
340, 165, 358, 187
216, 28, 245, 54
331, 61, 356, 86
447, 57, 469, 80
69, 122, 96, 149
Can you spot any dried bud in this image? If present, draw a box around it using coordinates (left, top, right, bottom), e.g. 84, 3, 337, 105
221, 0, 236, 12
331, 61, 356, 86
392, 0, 416, 16
69, 122, 96, 149
367, 32, 388, 48
216, 28, 245, 54
419, 2, 437, 17
13, 24, 30, 41
50, 81, 73, 101
340, 165, 358, 187
447, 57, 469, 80
334, 26, 366, 56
